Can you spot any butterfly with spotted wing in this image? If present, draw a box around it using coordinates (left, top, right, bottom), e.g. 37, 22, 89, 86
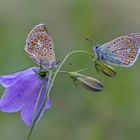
25, 24, 57, 69
94, 33, 140, 67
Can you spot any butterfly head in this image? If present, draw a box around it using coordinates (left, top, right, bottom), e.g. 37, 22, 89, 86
94, 45, 104, 60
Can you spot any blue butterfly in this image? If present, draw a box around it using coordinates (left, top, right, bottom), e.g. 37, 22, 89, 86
94, 33, 140, 67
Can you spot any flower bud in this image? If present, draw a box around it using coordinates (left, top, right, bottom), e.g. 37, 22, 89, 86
95, 61, 117, 77
69, 72, 104, 92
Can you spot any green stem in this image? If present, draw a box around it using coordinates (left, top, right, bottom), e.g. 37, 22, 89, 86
56, 70, 70, 74
32, 81, 47, 124
47, 50, 95, 96
35, 50, 95, 119
57, 68, 88, 75
26, 83, 46, 140
39, 50, 95, 75
26, 71, 52, 140
27, 50, 96, 140
31, 71, 52, 124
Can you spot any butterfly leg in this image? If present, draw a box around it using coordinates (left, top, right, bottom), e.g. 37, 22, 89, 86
39, 59, 44, 71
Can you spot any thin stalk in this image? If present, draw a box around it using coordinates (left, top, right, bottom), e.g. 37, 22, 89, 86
47, 50, 95, 97
26, 71, 52, 140
27, 50, 96, 140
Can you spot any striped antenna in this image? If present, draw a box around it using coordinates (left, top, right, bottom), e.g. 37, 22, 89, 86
86, 38, 100, 46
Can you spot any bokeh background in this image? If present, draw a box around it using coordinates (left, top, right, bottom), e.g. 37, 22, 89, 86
0, 0, 140, 140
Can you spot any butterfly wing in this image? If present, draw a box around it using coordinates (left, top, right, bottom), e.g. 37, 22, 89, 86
101, 33, 140, 67
25, 24, 56, 67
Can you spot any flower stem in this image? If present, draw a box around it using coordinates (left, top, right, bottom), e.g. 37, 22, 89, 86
27, 50, 96, 140
26, 71, 52, 140
47, 50, 95, 96
36, 49, 95, 118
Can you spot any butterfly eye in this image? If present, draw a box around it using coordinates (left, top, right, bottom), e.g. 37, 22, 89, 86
101, 55, 104, 60
95, 46, 99, 49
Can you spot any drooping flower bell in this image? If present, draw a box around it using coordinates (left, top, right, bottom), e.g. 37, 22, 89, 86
0, 67, 51, 126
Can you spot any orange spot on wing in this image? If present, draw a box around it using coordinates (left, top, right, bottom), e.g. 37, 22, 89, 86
31, 41, 36, 45
130, 48, 136, 53
128, 52, 135, 58
28, 48, 33, 53
124, 58, 130, 65
37, 35, 43, 40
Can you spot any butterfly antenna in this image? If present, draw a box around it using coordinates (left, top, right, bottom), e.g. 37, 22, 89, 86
86, 38, 100, 46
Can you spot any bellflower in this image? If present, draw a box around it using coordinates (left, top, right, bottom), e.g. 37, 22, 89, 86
0, 67, 51, 126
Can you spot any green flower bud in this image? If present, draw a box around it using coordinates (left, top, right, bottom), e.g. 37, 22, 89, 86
69, 72, 104, 92
95, 61, 117, 77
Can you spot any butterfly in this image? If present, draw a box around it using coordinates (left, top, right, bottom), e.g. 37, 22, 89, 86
25, 23, 57, 69
94, 33, 140, 67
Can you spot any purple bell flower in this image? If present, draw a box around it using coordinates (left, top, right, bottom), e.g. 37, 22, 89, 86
0, 67, 51, 126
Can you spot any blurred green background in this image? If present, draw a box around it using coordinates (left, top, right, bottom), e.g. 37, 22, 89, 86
0, 0, 140, 140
